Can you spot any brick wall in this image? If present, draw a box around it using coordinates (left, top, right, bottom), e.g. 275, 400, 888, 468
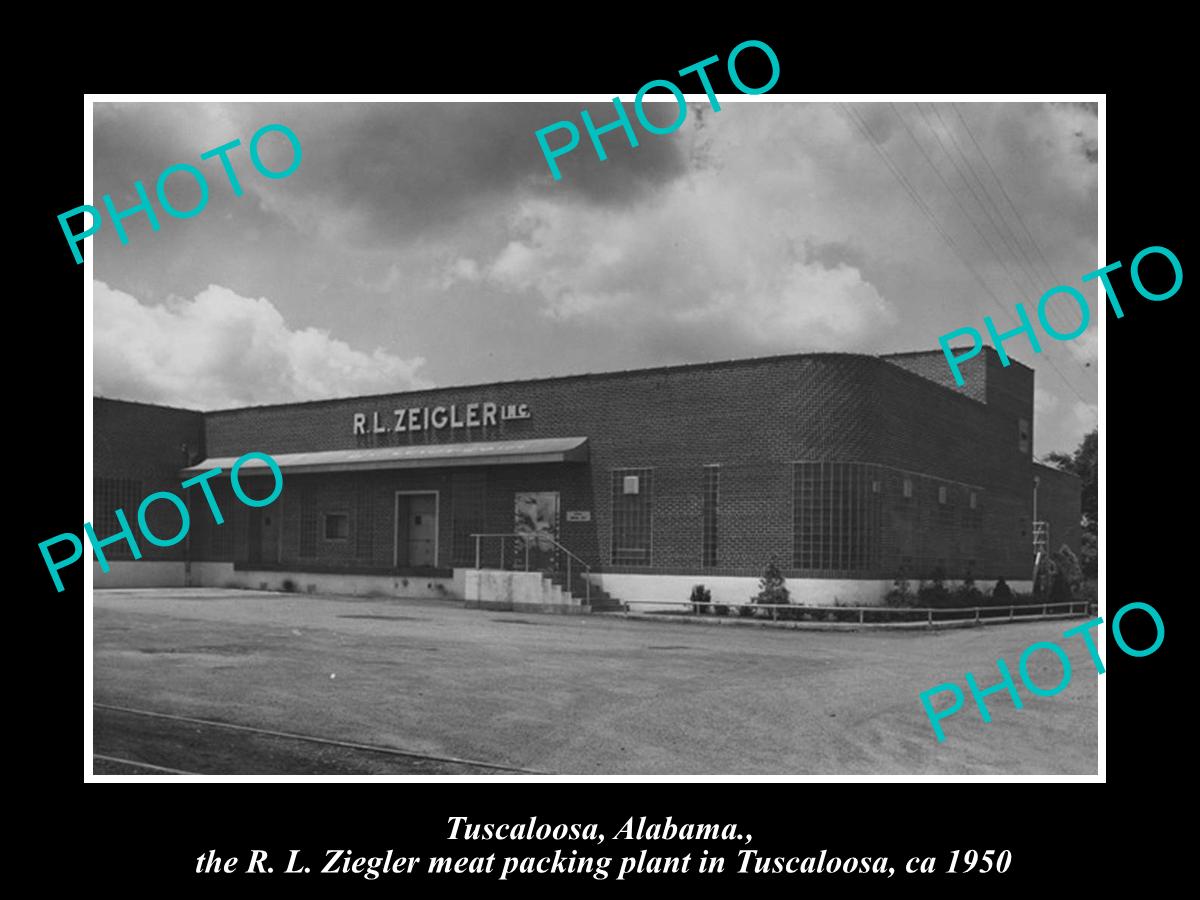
1033, 462, 1083, 557
92, 398, 205, 562
187, 349, 1059, 580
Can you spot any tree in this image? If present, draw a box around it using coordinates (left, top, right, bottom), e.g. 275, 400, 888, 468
1043, 428, 1097, 576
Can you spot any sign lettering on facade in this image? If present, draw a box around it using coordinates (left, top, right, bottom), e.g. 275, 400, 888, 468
353, 403, 530, 435
566, 510, 592, 522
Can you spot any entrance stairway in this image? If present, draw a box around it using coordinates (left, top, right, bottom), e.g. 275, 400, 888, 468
547, 569, 625, 613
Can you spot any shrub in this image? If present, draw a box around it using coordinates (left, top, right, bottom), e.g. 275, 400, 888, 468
917, 569, 951, 607
1055, 545, 1084, 598
952, 577, 984, 607
885, 577, 915, 608
751, 557, 791, 619
713, 602, 730, 616
689, 584, 712, 615
754, 557, 790, 602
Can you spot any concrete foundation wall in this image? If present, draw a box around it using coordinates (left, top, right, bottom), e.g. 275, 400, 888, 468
188, 562, 455, 600
93, 560, 188, 589
593, 573, 1037, 612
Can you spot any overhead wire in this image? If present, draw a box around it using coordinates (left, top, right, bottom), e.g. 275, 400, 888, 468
837, 102, 1092, 407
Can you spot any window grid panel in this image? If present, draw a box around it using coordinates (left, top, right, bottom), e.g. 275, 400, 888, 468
792, 462, 885, 573
611, 468, 653, 566
701, 466, 719, 568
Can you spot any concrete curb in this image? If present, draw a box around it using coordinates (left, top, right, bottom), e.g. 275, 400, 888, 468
608, 610, 1091, 632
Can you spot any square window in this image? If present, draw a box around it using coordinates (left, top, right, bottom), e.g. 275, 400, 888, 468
324, 513, 349, 540
938, 485, 947, 505
623, 475, 640, 495
903, 478, 913, 499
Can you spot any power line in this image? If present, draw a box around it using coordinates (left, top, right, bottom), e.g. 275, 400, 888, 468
951, 103, 1064, 286
837, 103, 1092, 406
946, 104, 1097, 361
916, 103, 1081, 337
894, 103, 1043, 307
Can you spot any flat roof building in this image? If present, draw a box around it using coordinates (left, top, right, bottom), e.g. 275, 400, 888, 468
92, 347, 1081, 611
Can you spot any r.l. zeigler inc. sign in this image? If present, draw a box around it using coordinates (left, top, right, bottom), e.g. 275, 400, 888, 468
353, 403, 530, 435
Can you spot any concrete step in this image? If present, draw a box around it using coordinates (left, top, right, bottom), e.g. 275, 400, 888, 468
546, 571, 623, 611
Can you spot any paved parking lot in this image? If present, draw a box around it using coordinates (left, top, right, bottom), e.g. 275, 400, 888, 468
92, 588, 1098, 775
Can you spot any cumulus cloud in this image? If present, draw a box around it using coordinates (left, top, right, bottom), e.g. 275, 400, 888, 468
447, 110, 898, 356
94, 280, 428, 409
1034, 386, 1096, 454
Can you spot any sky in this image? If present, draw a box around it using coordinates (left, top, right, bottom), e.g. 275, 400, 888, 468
91, 100, 1098, 457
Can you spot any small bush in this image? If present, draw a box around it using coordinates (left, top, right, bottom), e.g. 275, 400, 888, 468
952, 577, 984, 607
713, 602, 730, 616
689, 584, 712, 615
281, 578, 297, 593
990, 578, 1014, 604
751, 557, 791, 619
917, 569, 951, 607
885, 578, 916, 608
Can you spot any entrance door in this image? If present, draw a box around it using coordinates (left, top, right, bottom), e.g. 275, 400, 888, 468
261, 509, 281, 563
514, 492, 560, 571
246, 508, 281, 564
395, 493, 438, 567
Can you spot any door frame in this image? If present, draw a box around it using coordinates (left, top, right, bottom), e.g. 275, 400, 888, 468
393, 490, 440, 568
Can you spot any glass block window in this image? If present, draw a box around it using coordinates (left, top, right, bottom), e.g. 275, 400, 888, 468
792, 462, 882, 572
612, 468, 653, 566
701, 465, 719, 568
92, 477, 143, 560
902, 477, 913, 499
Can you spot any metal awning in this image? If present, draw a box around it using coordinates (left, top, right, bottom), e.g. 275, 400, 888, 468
180, 437, 590, 476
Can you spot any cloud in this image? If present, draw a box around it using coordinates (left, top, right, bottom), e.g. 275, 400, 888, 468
94, 281, 428, 409
448, 106, 899, 358
1034, 386, 1096, 453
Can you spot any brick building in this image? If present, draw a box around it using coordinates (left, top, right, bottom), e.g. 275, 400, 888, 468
91, 347, 1081, 609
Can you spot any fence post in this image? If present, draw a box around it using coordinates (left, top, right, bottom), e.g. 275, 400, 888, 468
500, 540, 505, 570
927, 609, 933, 628
525, 540, 530, 571
1009, 605, 1014, 622
975, 606, 980, 624
1042, 604, 1047, 617
474, 535, 480, 570
859, 608, 864, 624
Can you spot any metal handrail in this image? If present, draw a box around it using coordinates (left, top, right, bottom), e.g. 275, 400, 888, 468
623, 598, 1096, 625
468, 532, 591, 605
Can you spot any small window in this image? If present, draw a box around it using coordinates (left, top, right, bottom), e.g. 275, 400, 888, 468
1018, 418, 1031, 454
902, 478, 913, 499
969, 491, 978, 510
324, 513, 349, 540
872, 480, 881, 494
623, 475, 640, 495
938, 485, 947, 505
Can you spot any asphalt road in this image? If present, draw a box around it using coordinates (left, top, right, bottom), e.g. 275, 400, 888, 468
92, 588, 1099, 775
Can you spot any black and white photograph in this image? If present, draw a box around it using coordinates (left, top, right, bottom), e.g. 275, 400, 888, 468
78, 94, 1104, 778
